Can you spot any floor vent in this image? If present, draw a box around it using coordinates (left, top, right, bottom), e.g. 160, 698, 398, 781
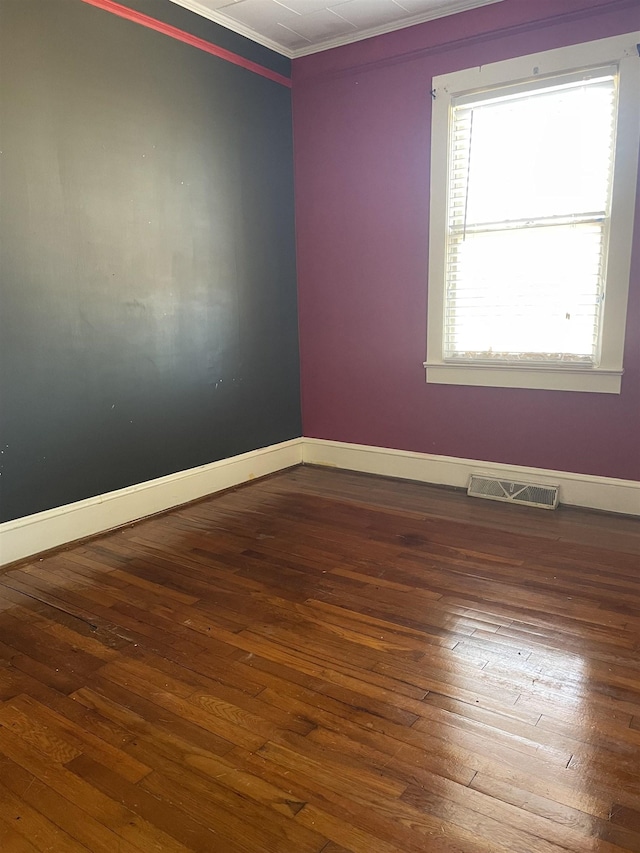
468, 474, 559, 510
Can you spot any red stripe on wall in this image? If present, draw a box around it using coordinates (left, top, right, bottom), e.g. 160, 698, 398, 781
80, 0, 292, 88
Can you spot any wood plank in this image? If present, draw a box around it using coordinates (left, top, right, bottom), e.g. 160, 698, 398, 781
0, 465, 639, 852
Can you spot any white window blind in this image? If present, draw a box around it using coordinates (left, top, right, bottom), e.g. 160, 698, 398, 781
444, 68, 618, 365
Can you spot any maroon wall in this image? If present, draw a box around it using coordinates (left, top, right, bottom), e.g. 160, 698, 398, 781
293, 0, 640, 481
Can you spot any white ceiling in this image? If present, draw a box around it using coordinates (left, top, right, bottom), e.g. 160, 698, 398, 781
168, 0, 504, 58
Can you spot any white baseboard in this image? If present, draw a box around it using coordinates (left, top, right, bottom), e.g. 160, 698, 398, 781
2, 436, 637, 568
302, 438, 640, 517
0, 439, 303, 568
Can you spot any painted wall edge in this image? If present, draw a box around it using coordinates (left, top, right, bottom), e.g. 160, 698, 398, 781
94, 0, 291, 76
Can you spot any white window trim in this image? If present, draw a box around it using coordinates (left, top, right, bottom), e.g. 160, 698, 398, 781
425, 33, 640, 394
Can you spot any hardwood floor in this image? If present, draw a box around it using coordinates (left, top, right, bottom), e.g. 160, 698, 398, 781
1, 464, 640, 853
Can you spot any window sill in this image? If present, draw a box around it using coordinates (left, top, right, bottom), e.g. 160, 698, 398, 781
423, 362, 623, 394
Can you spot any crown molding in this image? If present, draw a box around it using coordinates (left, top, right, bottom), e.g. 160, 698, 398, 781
290, 0, 504, 58
168, 0, 297, 57
168, 0, 505, 60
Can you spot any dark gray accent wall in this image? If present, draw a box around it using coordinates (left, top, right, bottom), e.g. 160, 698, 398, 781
120, 0, 291, 77
0, 0, 301, 523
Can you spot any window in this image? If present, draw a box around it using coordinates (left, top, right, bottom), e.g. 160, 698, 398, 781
426, 34, 640, 393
